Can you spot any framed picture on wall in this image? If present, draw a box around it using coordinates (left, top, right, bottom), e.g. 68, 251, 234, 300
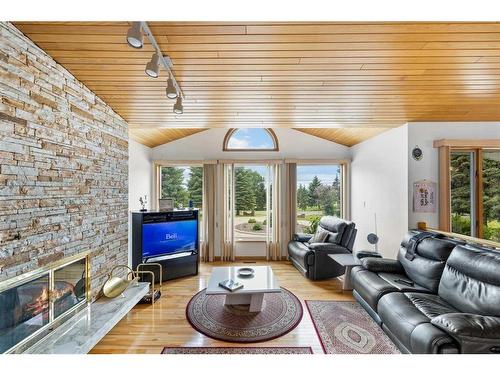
413, 180, 437, 213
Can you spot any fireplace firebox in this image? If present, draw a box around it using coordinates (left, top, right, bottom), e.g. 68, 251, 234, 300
0, 252, 90, 353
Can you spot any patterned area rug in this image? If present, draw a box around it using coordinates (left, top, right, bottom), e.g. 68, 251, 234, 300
186, 288, 303, 343
306, 301, 400, 354
161, 347, 313, 354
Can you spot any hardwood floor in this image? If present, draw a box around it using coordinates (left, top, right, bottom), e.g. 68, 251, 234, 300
90, 260, 355, 354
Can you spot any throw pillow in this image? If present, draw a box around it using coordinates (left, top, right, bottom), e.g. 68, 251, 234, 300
309, 227, 329, 243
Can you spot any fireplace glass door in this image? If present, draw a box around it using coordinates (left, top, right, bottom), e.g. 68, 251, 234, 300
0, 274, 50, 353
53, 258, 87, 319
0, 254, 88, 353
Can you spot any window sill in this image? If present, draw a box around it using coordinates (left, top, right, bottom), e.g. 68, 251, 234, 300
234, 239, 267, 243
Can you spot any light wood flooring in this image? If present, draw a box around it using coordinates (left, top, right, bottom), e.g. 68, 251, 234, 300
90, 261, 354, 354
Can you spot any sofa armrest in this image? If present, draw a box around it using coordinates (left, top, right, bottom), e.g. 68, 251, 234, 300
293, 233, 313, 242
360, 257, 404, 274
431, 313, 500, 353
307, 242, 348, 254
355, 250, 382, 260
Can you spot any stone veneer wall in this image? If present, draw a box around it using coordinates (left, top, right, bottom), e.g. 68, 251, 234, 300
0, 22, 129, 299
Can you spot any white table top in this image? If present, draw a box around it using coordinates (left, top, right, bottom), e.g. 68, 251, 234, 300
206, 266, 281, 295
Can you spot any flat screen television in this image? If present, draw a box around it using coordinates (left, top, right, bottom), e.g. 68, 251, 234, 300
142, 219, 198, 260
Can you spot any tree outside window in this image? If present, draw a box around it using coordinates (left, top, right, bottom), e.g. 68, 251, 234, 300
296, 165, 342, 234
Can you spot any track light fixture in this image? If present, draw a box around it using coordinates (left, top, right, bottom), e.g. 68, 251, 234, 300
145, 53, 160, 78
173, 97, 183, 114
166, 77, 178, 99
126, 21, 185, 113
126, 22, 143, 49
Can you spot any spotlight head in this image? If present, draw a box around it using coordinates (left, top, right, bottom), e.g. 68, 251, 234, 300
166, 78, 178, 99
173, 97, 183, 114
145, 53, 160, 78
126, 22, 143, 49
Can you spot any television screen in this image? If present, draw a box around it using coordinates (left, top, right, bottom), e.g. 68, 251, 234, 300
142, 220, 198, 259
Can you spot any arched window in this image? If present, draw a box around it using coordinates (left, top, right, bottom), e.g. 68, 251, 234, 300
223, 128, 279, 151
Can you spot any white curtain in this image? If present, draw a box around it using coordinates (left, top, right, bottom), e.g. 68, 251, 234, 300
266, 163, 282, 260
201, 163, 216, 262
219, 163, 234, 261
284, 162, 297, 259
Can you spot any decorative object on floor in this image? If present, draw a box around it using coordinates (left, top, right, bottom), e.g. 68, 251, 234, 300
102, 265, 139, 298
136, 263, 162, 304
186, 287, 303, 343
139, 195, 147, 212
237, 267, 254, 277
161, 346, 313, 354
305, 301, 400, 354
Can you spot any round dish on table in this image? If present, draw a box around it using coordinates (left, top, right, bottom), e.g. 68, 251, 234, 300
237, 267, 254, 277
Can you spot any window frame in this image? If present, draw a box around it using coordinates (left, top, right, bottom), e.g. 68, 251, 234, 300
294, 160, 349, 234
434, 139, 500, 238
222, 128, 279, 152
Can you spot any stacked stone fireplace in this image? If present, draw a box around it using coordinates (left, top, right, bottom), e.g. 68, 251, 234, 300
0, 21, 129, 350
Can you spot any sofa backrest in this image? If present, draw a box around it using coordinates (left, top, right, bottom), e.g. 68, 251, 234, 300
438, 245, 500, 316
318, 216, 356, 249
397, 231, 464, 293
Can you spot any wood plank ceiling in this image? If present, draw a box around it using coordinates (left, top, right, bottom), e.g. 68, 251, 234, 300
13, 22, 500, 147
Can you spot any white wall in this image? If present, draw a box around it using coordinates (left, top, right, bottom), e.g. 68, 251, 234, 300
152, 128, 351, 257
152, 128, 351, 160
128, 140, 153, 266
129, 139, 153, 211
351, 126, 409, 259
407, 122, 500, 230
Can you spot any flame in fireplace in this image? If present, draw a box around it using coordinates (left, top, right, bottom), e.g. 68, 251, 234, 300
25, 287, 49, 317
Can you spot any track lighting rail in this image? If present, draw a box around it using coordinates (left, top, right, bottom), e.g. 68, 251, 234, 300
126, 21, 184, 102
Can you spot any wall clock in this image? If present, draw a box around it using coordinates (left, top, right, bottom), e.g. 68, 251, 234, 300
412, 146, 423, 161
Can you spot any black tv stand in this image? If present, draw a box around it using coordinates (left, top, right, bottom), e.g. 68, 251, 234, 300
131, 210, 199, 282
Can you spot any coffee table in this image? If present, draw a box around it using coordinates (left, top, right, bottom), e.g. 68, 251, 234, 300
206, 266, 281, 312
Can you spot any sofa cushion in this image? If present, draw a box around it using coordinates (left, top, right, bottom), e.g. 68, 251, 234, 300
378, 292, 431, 351
431, 313, 500, 353
351, 267, 399, 311
404, 292, 457, 319
397, 235, 463, 293
318, 216, 347, 245
438, 245, 500, 316
287, 241, 314, 268
378, 292, 456, 353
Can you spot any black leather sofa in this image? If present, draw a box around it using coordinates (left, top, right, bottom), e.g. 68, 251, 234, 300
287, 216, 357, 280
352, 230, 500, 354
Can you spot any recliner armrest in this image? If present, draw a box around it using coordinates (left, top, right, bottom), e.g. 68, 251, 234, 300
360, 257, 404, 274
431, 313, 500, 353
307, 242, 348, 254
293, 233, 313, 242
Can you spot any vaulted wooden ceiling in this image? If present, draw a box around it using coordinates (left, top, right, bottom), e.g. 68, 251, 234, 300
13, 21, 500, 147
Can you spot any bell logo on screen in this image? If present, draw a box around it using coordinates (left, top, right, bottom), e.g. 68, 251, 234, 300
165, 233, 178, 241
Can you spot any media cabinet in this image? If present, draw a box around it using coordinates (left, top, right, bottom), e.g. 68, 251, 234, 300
131, 210, 199, 282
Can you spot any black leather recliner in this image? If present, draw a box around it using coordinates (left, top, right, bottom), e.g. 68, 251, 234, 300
352, 231, 500, 354
287, 216, 357, 280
